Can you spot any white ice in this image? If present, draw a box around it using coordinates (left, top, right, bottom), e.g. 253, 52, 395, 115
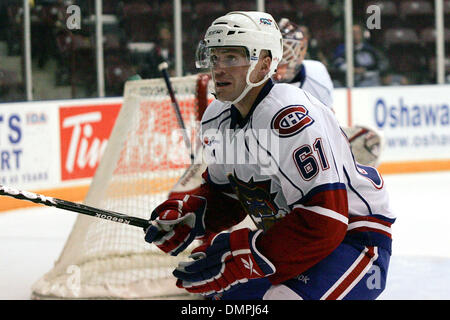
0, 171, 449, 300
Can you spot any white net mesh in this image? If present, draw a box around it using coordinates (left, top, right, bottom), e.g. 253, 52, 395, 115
31, 75, 209, 299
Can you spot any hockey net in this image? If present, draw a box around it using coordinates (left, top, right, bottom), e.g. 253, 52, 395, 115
31, 74, 212, 299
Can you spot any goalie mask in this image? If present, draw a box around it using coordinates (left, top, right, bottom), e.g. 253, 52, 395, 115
196, 11, 283, 105
274, 18, 306, 83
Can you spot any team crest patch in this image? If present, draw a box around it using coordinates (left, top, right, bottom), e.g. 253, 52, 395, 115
227, 174, 287, 231
271, 105, 314, 137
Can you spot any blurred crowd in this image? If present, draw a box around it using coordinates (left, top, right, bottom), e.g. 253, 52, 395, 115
0, 0, 449, 102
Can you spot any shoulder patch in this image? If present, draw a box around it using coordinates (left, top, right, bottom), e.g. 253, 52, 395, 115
271, 105, 314, 137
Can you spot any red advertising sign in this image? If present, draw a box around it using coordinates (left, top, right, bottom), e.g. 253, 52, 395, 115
59, 103, 121, 181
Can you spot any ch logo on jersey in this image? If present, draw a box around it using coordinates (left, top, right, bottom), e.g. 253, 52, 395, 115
271, 105, 314, 137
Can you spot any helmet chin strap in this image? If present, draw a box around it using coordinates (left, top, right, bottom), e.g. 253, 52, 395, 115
218, 62, 270, 106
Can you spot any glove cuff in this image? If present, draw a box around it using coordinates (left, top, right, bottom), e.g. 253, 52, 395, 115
188, 195, 207, 238
249, 230, 276, 276
229, 229, 276, 277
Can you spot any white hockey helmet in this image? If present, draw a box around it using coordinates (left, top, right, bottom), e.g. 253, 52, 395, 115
196, 11, 283, 104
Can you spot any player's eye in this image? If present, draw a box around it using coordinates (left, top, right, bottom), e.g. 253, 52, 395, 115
208, 49, 250, 69
210, 55, 242, 68
210, 55, 219, 66
223, 55, 239, 66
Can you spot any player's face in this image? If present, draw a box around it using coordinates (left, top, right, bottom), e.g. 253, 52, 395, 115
210, 47, 251, 102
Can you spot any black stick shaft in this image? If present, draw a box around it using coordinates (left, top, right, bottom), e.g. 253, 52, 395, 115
159, 62, 194, 163
0, 185, 150, 229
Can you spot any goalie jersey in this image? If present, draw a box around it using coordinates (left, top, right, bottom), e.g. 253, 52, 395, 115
290, 59, 334, 109
200, 79, 395, 284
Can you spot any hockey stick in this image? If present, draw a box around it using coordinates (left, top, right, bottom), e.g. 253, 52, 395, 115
0, 185, 150, 229
158, 62, 195, 163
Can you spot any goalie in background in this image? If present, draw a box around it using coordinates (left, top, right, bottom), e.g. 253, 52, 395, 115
274, 18, 383, 168
144, 11, 395, 300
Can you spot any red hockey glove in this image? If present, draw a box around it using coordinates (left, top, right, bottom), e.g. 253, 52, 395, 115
144, 195, 206, 256
173, 228, 276, 297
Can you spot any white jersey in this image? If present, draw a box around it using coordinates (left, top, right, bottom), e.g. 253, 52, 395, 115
290, 59, 334, 109
290, 59, 383, 167
202, 80, 393, 220
200, 80, 395, 283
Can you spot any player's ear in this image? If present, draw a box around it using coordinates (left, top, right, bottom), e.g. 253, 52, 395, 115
263, 56, 272, 73
250, 50, 272, 82
258, 50, 272, 75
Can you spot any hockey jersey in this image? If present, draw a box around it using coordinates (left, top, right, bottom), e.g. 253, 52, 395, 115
199, 79, 395, 284
290, 59, 334, 109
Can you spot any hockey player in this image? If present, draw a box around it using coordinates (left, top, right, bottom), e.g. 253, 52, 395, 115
144, 11, 395, 300
274, 18, 383, 168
